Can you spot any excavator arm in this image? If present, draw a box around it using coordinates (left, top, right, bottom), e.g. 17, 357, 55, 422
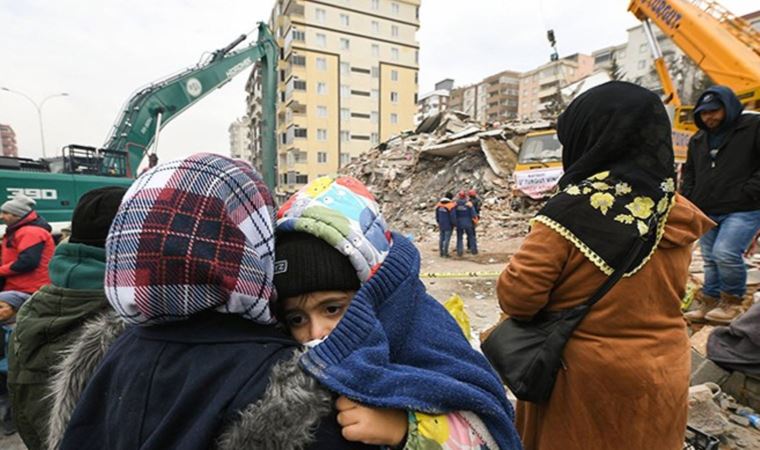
103, 22, 278, 188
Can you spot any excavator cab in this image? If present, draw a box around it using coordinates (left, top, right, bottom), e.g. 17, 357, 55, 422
511, 130, 564, 211
60, 145, 129, 177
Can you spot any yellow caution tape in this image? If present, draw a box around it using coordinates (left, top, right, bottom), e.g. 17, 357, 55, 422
420, 271, 501, 279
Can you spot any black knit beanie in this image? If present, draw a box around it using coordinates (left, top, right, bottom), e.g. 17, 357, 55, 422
273, 232, 360, 302
69, 186, 127, 248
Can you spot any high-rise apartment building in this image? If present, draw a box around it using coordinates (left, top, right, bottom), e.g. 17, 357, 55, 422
448, 70, 520, 124
518, 53, 594, 121
229, 116, 251, 161
0, 124, 18, 157
247, 0, 420, 195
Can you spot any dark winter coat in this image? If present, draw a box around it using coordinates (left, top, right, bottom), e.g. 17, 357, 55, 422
435, 199, 456, 231
0, 211, 54, 293
51, 310, 371, 450
681, 87, 760, 215
8, 243, 110, 450
454, 199, 476, 229
470, 196, 482, 217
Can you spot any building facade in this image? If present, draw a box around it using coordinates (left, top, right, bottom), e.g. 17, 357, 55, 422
229, 116, 251, 161
248, 0, 420, 195
518, 53, 594, 121
0, 124, 18, 157
415, 78, 453, 123
447, 70, 520, 124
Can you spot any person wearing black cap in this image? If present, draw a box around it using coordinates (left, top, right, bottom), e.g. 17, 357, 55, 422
682, 86, 760, 325
6, 186, 126, 450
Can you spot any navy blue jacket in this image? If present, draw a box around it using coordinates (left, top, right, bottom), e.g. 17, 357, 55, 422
58, 311, 363, 450
435, 200, 456, 231
454, 199, 476, 229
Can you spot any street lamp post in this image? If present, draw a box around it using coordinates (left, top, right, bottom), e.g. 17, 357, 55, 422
1, 87, 69, 158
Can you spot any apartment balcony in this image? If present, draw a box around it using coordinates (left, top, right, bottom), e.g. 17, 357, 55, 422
283, 0, 304, 17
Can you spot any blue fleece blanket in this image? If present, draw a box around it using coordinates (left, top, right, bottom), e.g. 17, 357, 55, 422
301, 233, 522, 449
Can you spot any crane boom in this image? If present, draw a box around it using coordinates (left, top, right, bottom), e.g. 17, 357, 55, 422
628, 0, 760, 92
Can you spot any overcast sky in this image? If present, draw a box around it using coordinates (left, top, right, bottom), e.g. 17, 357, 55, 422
1, 0, 754, 166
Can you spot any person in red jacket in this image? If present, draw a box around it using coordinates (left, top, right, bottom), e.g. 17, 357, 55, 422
0, 194, 55, 305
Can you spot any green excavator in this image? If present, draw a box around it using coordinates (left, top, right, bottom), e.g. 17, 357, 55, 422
0, 23, 278, 235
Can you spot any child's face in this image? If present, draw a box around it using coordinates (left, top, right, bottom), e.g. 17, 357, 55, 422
0, 302, 15, 322
282, 290, 355, 343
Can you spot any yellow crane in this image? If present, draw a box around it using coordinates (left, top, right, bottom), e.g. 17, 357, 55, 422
628, 0, 760, 160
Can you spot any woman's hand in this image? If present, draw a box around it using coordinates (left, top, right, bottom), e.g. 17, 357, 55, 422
335, 395, 408, 447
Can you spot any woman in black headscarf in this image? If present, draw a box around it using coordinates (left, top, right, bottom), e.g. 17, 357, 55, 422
495, 82, 714, 450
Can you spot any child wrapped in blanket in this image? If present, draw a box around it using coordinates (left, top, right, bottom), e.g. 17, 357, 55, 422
273, 176, 522, 450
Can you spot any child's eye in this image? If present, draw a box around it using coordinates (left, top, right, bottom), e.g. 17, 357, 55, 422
324, 304, 345, 316
285, 313, 306, 327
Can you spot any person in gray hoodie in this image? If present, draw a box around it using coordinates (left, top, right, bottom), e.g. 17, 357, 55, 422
682, 86, 760, 324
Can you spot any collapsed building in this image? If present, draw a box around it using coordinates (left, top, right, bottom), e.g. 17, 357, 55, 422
341, 111, 553, 239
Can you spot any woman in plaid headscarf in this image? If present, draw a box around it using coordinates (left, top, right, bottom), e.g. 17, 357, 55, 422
49, 154, 374, 450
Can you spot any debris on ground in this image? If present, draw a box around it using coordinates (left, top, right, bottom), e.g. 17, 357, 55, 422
341, 111, 552, 239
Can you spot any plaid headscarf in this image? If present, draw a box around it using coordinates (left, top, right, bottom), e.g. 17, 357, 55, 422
105, 153, 277, 326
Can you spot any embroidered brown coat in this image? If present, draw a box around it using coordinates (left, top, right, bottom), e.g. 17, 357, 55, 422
497, 194, 714, 450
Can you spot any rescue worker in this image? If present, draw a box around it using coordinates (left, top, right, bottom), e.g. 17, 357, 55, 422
468, 189, 482, 253
682, 86, 760, 324
454, 192, 478, 257
435, 192, 456, 257
0, 194, 54, 303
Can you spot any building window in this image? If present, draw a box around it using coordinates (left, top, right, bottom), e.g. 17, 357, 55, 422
317, 106, 328, 117
391, 70, 398, 81
371, 89, 379, 99
390, 113, 398, 124
340, 153, 351, 166
391, 47, 399, 61
639, 43, 648, 53
296, 174, 309, 184
371, 0, 379, 10
371, 21, 380, 34
341, 130, 350, 142
317, 152, 328, 163
316, 57, 327, 71
315, 8, 326, 23
340, 38, 350, 50
293, 80, 306, 90
390, 91, 399, 103
341, 62, 350, 75
371, 44, 379, 57
341, 108, 350, 120
291, 55, 306, 66
317, 82, 327, 95
316, 33, 326, 48
392, 2, 400, 15
340, 84, 350, 97
293, 30, 305, 42
340, 13, 349, 26
638, 60, 646, 69
391, 25, 399, 37
371, 111, 378, 124
371, 66, 379, 78
294, 127, 308, 138
371, 133, 379, 144
317, 129, 328, 140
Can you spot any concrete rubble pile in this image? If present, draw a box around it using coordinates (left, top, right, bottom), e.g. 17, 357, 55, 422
688, 326, 760, 449
341, 111, 553, 238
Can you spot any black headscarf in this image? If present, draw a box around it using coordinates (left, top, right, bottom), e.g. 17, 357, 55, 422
535, 81, 676, 275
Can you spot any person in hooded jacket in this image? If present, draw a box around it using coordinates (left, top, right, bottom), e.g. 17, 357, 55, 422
7, 186, 126, 450
50, 154, 373, 450
467, 190, 482, 254
454, 192, 478, 257
435, 192, 457, 257
496, 81, 714, 449
681, 86, 760, 325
